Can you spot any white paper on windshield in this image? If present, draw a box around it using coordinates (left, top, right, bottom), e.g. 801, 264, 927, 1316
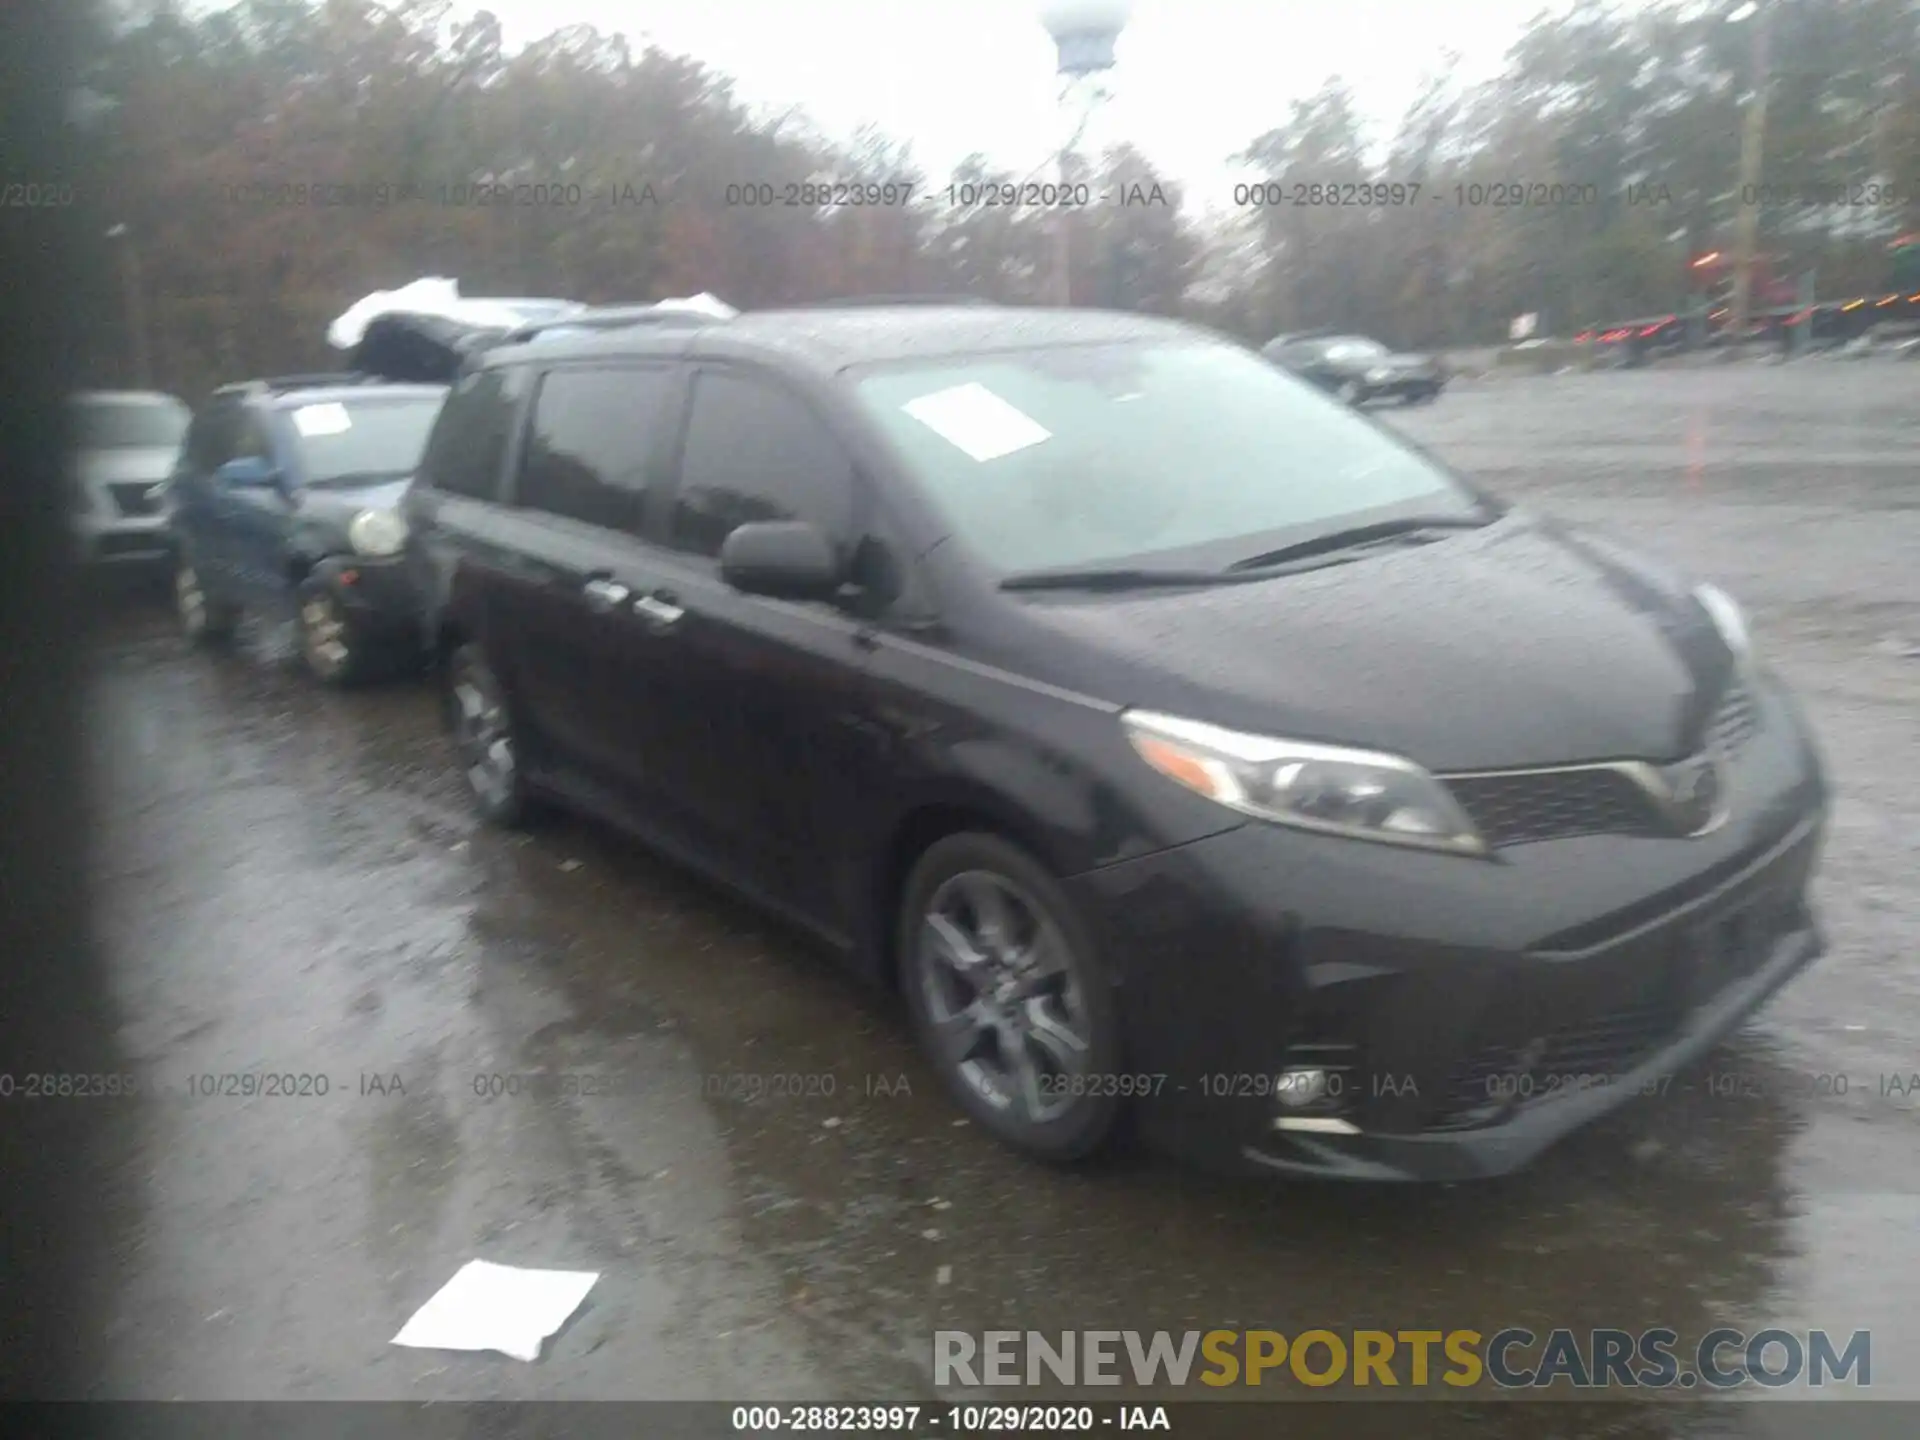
902, 383, 1051, 463
292, 402, 352, 437
390, 1259, 600, 1363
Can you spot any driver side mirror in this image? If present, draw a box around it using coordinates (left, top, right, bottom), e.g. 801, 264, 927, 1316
719, 521, 844, 600
214, 455, 281, 491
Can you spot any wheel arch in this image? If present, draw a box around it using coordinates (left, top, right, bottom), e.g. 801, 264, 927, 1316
868, 791, 1071, 994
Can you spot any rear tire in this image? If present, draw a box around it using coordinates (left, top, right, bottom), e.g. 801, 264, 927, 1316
899, 833, 1123, 1163
175, 553, 237, 646
446, 640, 531, 828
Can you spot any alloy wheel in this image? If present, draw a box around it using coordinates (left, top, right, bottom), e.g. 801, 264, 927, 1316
916, 869, 1095, 1125
300, 593, 351, 680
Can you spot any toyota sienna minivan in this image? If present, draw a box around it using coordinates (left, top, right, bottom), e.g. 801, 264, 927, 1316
400, 300, 1827, 1180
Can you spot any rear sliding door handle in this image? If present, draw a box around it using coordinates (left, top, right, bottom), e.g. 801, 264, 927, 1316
632, 593, 684, 628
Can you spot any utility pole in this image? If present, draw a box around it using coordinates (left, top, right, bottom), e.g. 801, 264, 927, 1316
1726, 0, 1772, 345
1039, 1, 1132, 308
105, 224, 152, 388
1054, 91, 1076, 306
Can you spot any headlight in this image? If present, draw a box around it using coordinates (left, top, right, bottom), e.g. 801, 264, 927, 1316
1121, 710, 1487, 855
348, 508, 407, 557
1693, 582, 1755, 668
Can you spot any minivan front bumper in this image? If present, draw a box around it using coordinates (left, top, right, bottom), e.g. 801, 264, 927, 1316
1068, 675, 1828, 1180
308, 553, 426, 648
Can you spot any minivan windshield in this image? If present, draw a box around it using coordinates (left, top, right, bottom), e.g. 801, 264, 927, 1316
284, 394, 446, 486
71, 395, 190, 451
850, 340, 1480, 576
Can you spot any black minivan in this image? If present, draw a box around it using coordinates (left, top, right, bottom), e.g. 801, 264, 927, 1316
403, 302, 1827, 1181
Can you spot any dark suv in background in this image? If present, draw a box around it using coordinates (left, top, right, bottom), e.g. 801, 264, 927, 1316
1262, 332, 1445, 406
166, 374, 447, 683
404, 301, 1825, 1180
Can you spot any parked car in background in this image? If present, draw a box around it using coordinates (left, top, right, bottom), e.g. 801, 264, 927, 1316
68, 390, 191, 565
166, 374, 447, 684
403, 301, 1826, 1180
1262, 333, 1445, 406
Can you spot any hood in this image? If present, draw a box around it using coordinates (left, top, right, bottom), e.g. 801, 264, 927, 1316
1008, 514, 1732, 772
70, 445, 178, 486
297, 477, 412, 526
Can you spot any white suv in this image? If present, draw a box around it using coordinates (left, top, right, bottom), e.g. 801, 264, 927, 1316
68, 390, 190, 564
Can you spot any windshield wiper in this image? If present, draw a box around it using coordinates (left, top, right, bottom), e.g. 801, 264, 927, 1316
998, 566, 1231, 593
1224, 514, 1489, 573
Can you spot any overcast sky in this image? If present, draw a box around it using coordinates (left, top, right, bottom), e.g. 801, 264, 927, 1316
458, 0, 1587, 212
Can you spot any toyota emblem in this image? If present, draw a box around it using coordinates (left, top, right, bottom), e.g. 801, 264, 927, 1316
1661, 754, 1723, 834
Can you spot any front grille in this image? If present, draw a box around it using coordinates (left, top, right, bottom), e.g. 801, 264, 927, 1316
108, 481, 162, 516
1445, 767, 1665, 847
1443, 680, 1762, 849
1431, 1001, 1678, 1129
1708, 680, 1760, 757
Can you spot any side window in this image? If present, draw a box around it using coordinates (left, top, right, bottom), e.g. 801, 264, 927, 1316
419, 366, 526, 501
667, 371, 855, 559
515, 366, 670, 531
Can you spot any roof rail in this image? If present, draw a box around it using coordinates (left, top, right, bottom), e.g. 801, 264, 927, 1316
216, 373, 374, 396
790, 294, 993, 308
503, 303, 726, 344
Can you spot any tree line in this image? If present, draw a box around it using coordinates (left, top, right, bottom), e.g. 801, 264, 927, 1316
64, 0, 1920, 397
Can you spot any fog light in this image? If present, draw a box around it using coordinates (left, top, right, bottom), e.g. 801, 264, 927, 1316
1276, 1067, 1328, 1108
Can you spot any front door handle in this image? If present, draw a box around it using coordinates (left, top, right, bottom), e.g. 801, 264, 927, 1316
632, 592, 684, 628
582, 577, 631, 612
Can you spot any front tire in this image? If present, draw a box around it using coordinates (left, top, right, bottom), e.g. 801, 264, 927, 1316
175, 553, 237, 646
446, 640, 531, 827
899, 833, 1123, 1163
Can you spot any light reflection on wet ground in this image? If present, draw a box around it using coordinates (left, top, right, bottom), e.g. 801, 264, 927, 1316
78, 365, 1918, 1431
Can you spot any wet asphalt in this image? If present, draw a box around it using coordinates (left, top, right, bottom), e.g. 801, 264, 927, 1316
74, 361, 1919, 1427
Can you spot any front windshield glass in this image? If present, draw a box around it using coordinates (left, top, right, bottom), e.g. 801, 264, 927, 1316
285, 395, 445, 485
71, 396, 189, 450
849, 340, 1476, 575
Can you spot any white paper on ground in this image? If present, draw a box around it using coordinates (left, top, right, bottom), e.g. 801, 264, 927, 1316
901, 383, 1052, 463
391, 1259, 600, 1362
291, 402, 351, 437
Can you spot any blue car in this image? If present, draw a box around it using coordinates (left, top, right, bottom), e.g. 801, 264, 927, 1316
165, 374, 448, 684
